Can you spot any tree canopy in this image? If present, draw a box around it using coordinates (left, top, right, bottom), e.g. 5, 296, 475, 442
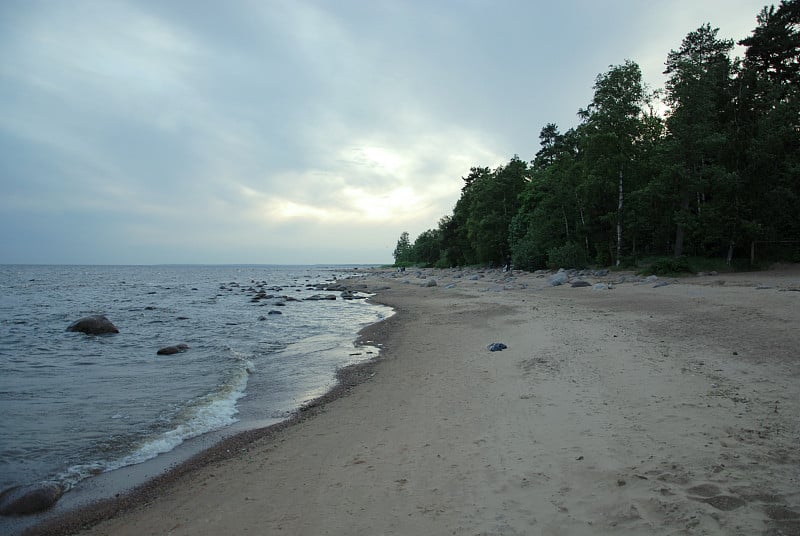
393, 1, 800, 270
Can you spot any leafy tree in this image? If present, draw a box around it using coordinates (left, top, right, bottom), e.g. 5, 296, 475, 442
411, 228, 443, 266
663, 23, 734, 257
510, 125, 584, 269
740, 0, 800, 87
448, 159, 530, 266
579, 60, 653, 265
392, 231, 413, 264
436, 215, 465, 267
735, 0, 800, 255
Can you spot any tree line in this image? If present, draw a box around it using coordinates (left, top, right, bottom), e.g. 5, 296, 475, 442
394, 1, 799, 271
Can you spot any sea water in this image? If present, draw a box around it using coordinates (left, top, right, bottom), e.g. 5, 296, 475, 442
0, 265, 390, 500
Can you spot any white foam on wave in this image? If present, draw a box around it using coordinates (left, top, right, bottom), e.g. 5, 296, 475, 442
57, 358, 254, 488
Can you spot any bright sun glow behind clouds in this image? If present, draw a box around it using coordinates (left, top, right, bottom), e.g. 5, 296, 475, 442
256, 185, 424, 224
240, 129, 501, 227
354, 146, 406, 176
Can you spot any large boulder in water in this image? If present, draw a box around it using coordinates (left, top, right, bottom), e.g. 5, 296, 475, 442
0, 482, 64, 516
67, 315, 119, 335
156, 343, 189, 356
305, 294, 336, 301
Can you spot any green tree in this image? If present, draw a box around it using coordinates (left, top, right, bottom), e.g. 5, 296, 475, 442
663, 23, 734, 257
734, 0, 800, 259
510, 126, 585, 269
579, 60, 653, 265
463, 156, 530, 265
411, 228, 443, 266
392, 231, 413, 264
436, 215, 465, 267
740, 0, 800, 87
448, 167, 492, 265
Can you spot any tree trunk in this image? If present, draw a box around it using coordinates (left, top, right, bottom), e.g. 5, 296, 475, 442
577, 197, 589, 259
674, 191, 691, 258
674, 227, 685, 258
616, 169, 623, 267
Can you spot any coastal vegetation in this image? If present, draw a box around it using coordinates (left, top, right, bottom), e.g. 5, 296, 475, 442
394, 1, 799, 271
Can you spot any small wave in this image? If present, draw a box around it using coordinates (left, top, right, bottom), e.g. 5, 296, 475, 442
56, 358, 253, 489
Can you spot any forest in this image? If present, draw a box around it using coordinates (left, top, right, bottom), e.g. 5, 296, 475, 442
393, 1, 799, 272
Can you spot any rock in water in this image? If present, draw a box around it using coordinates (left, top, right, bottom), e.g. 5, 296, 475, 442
0, 482, 64, 516
66, 315, 119, 334
156, 343, 189, 355
487, 342, 507, 352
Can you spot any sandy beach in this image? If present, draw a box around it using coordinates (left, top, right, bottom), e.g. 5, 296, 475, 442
22, 266, 800, 535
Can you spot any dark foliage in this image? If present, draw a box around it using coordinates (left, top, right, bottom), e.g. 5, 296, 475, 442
394, 1, 799, 269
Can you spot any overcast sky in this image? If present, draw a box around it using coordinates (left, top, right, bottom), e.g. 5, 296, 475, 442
0, 0, 769, 265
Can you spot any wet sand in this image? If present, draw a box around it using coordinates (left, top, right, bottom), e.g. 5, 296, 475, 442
20, 266, 800, 535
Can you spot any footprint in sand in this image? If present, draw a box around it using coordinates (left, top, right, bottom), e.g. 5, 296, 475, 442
763, 504, 800, 521
686, 483, 747, 511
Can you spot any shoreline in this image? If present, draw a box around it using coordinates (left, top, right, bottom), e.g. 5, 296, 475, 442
13, 277, 399, 536
14, 265, 800, 535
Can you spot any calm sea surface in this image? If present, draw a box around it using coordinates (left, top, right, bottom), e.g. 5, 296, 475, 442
0, 265, 391, 496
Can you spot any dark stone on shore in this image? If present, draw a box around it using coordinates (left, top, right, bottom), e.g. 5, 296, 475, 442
67, 315, 119, 335
156, 343, 189, 356
571, 281, 591, 288
0, 482, 64, 516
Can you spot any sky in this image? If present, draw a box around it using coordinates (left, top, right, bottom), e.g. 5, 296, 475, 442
0, 0, 771, 265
